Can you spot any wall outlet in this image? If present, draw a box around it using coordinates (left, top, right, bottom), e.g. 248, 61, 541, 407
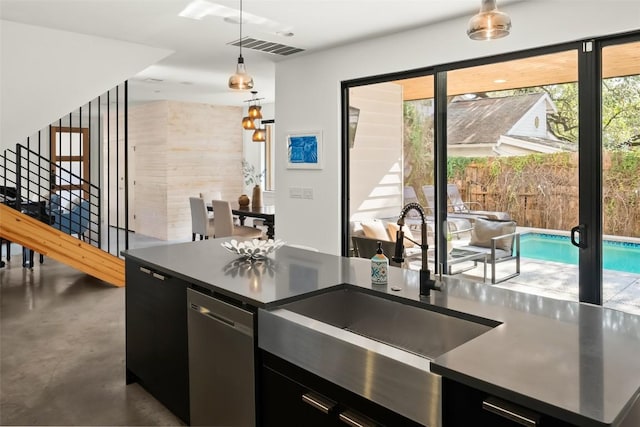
289, 187, 303, 199
302, 187, 313, 199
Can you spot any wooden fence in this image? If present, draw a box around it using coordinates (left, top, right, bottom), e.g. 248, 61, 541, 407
448, 151, 640, 238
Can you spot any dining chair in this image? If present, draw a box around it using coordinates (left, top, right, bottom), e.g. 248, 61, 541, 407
200, 191, 221, 218
211, 200, 262, 239
189, 197, 215, 241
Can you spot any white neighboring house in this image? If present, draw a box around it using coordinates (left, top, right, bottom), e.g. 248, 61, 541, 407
447, 93, 577, 157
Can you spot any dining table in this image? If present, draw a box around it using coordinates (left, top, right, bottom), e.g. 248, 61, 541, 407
232, 205, 276, 240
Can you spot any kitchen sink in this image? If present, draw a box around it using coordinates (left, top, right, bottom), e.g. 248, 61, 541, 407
258, 285, 499, 426
280, 286, 496, 360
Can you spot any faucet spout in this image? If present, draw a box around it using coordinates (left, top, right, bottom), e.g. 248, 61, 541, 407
393, 202, 437, 297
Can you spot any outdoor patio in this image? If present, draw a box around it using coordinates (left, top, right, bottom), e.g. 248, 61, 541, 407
442, 229, 640, 316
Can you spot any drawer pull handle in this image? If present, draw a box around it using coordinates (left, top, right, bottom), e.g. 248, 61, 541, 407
482, 397, 540, 426
301, 392, 335, 414
338, 410, 376, 427
139, 267, 152, 274
152, 272, 166, 281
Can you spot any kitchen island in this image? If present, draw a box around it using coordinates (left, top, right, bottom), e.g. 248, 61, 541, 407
123, 239, 640, 426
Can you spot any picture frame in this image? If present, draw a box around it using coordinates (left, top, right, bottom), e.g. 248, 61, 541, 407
286, 130, 323, 169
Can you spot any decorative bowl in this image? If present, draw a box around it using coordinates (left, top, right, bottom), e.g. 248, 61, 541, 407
221, 239, 286, 259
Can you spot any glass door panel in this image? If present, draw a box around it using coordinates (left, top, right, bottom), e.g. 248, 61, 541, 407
601, 40, 640, 314
50, 127, 89, 209
446, 50, 579, 297
347, 76, 435, 267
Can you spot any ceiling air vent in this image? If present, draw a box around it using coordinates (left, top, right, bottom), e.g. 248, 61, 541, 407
229, 37, 305, 56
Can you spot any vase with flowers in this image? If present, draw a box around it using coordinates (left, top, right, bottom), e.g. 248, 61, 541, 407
242, 160, 265, 208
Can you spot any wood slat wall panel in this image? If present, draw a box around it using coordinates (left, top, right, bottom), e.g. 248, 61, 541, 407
0, 204, 124, 286
129, 101, 242, 241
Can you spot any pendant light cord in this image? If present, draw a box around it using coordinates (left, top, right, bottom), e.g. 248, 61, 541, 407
239, 0, 243, 59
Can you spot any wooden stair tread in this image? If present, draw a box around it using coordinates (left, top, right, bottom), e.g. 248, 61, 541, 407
0, 204, 125, 286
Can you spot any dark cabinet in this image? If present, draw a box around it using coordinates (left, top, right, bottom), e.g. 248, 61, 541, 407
442, 378, 576, 427
125, 261, 190, 424
261, 351, 422, 427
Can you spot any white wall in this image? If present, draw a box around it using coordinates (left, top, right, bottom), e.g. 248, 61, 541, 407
0, 20, 172, 149
349, 83, 403, 223
274, 1, 640, 255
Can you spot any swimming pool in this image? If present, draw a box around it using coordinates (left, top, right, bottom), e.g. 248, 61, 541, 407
520, 233, 640, 274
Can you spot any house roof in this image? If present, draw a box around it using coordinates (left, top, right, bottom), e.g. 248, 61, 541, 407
447, 93, 550, 145
496, 135, 578, 154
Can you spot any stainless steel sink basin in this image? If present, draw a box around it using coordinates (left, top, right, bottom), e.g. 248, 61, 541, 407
281, 286, 495, 360
258, 286, 499, 426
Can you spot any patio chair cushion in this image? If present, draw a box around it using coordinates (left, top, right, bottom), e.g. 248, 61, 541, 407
387, 222, 416, 248
469, 218, 516, 252
361, 220, 390, 241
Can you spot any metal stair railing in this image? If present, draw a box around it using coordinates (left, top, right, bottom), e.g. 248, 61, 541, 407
1, 143, 101, 249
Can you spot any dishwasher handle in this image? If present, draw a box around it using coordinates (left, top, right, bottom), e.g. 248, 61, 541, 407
189, 301, 253, 337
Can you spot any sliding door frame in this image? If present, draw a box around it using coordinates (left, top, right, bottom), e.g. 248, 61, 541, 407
577, 39, 603, 304
341, 30, 640, 306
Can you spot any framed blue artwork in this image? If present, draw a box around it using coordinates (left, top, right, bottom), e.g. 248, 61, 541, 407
286, 130, 323, 169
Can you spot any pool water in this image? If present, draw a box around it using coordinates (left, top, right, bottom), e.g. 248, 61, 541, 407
520, 233, 640, 274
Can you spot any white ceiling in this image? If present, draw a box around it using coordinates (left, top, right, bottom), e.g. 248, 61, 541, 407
0, 0, 522, 106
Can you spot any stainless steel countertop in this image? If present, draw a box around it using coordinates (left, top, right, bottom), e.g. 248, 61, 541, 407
123, 238, 640, 426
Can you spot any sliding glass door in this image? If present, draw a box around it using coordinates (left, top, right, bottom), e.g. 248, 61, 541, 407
600, 38, 640, 312
342, 32, 640, 314
445, 49, 580, 295
346, 75, 435, 264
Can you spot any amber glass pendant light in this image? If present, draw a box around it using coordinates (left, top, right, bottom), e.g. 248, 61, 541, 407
252, 127, 266, 142
228, 0, 254, 89
242, 116, 255, 130
467, 0, 511, 41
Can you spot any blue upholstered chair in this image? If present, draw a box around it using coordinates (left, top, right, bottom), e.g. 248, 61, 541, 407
53, 198, 91, 239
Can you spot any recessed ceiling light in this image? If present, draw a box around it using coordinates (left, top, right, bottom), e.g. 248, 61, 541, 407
494, 79, 507, 83
179, 0, 290, 30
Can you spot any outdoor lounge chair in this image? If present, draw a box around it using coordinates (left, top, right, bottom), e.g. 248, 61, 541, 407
351, 220, 424, 267
459, 217, 520, 284
352, 236, 402, 267
420, 185, 473, 237
446, 183, 511, 221
447, 183, 483, 213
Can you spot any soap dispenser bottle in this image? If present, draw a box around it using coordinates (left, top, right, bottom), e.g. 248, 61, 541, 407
371, 241, 389, 285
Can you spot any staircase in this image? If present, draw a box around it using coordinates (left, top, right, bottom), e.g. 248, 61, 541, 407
0, 204, 124, 286
0, 84, 130, 287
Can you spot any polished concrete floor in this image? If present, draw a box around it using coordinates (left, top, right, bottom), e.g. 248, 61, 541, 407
0, 254, 185, 426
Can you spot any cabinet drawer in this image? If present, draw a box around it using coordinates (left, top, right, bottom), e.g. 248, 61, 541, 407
261, 352, 423, 427
262, 366, 339, 427
442, 378, 576, 427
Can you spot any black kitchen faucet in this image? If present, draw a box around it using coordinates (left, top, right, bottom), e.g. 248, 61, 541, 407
392, 202, 437, 297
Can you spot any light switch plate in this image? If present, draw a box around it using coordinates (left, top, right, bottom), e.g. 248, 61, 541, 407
289, 187, 303, 198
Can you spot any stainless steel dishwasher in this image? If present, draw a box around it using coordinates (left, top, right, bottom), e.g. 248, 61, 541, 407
187, 288, 255, 426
